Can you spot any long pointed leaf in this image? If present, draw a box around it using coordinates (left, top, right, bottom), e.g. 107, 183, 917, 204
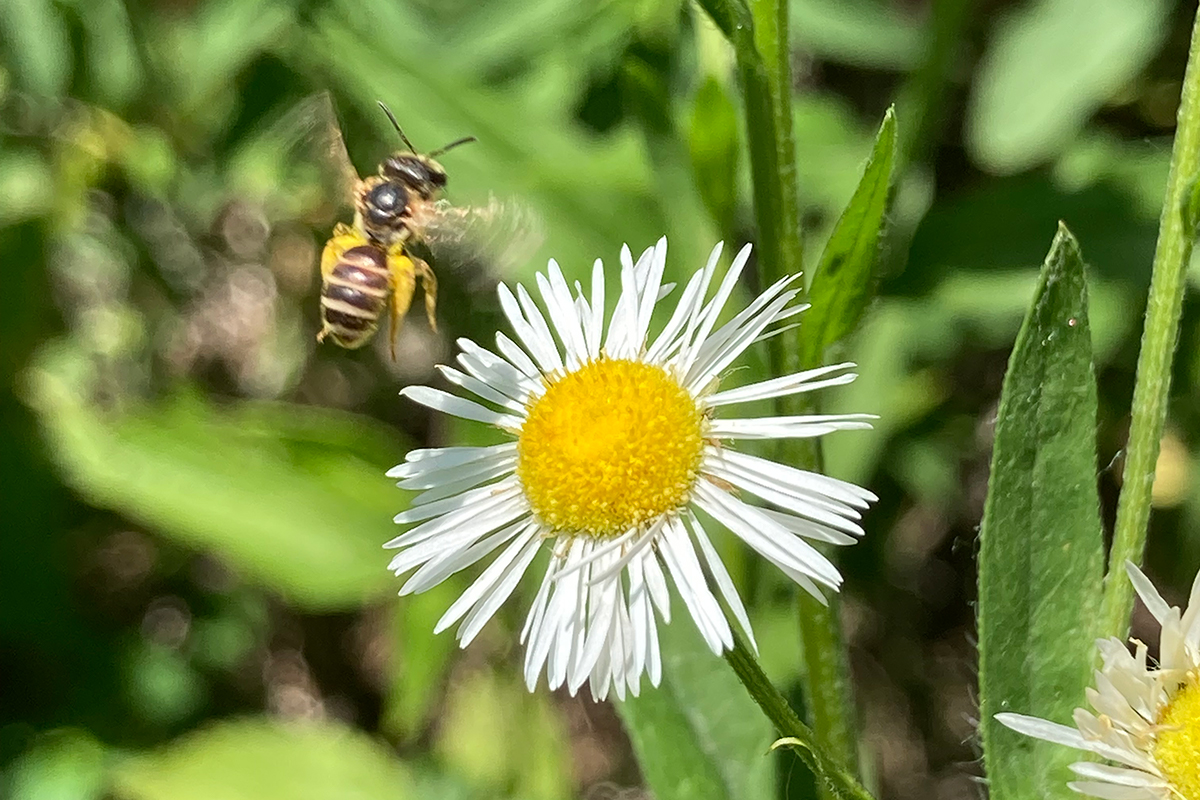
800, 108, 897, 369
978, 223, 1105, 800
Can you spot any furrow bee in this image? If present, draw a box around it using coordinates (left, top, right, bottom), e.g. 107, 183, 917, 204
314, 100, 478, 357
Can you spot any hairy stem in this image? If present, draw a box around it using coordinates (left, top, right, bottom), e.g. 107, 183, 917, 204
724, 631, 875, 800
1102, 5, 1200, 638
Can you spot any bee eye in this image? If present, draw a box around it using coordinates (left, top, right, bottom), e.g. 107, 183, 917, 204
430, 169, 447, 188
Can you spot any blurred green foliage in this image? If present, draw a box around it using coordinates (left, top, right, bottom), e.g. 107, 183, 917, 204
0, 0, 1197, 799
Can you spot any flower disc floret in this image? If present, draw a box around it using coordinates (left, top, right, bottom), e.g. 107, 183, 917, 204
1155, 674, 1200, 799
518, 358, 705, 538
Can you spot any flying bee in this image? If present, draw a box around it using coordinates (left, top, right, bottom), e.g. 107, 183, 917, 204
316, 101, 480, 356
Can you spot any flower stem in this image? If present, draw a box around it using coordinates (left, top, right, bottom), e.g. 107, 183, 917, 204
1102, 5, 1200, 640
724, 631, 875, 800
695, 0, 803, 289
696, 0, 863, 787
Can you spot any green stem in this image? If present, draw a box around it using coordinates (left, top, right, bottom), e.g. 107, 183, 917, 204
750, 0, 804, 287
696, 0, 862, 786
1102, 5, 1200, 639
797, 593, 858, 772
695, 0, 802, 290
724, 631, 874, 800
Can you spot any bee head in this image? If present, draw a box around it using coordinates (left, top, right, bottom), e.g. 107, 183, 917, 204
381, 154, 446, 199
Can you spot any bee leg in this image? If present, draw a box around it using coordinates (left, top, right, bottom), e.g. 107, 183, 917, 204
386, 249, 418, 362
414, 257, 439, 333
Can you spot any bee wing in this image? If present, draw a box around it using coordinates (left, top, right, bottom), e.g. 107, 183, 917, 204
265, 91, 361, 212
415, 196, 545, 281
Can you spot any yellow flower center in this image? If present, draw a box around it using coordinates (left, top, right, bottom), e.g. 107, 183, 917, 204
1155, 672, 1200, 800
516, 357, 705, 538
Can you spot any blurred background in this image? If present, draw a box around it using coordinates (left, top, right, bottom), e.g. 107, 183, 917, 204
1, 0, 1198, 798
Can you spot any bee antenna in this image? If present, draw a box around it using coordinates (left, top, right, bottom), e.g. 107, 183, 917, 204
377, 101, 417, 153
429, 136, 478, 158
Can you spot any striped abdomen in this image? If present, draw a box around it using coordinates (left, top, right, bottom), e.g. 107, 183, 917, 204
320, 245, 391, 348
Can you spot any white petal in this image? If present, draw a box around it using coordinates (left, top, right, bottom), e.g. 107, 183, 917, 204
388, 506, 530, 582
645, 267, 711, 363
687, 513, 756, 651
633, 237, 667, 348
684, 282, 800, 391
538, 261, 588, 366
495, 331, 541, 378
692, 480, 843, 589
455, 531, 543, 645
410, 462, 515, 505
388, 443, 516, 479
1125, 562, 1172, 624
1066, 781, 1161, 800
454, 340, 539, 403
704, 362, 858, 407
707, 447, 877, 507
498, 284, 562, 375
708, 414, 877, 440
396, 448, 514, 490
435, 525, 538, 635
585, 259, 605, 358
676, 243, 751, 376
401, 386, 522, 429
436, 365, 528, 415
1068, 763, 1161, 789
390, 475, 521, 527
659, 517, 731, 653
401, 518, 527, 594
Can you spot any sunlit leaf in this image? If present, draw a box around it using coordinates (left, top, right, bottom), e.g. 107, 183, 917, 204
967, 0, 1170, 173
111, 718, 412, 800
26, 345, 407, 610
6, 730, 108, 800
977, 223, 1105, 800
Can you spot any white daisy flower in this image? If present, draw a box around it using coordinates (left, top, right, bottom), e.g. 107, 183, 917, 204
386, 237, 877, 700
996, 562, 1200, 800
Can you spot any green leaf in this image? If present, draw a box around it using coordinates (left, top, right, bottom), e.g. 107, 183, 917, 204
25, 345, 407, 610
800, 107, 897, 369
617, 618, 774, 800
110, 718, 412, 800
978, 223, 1105, 800
5, 730, 109, 800
967, 0, 1170, 173
0, 0, 71, 96
75, 0, 144, 108
381, 584, 463, 740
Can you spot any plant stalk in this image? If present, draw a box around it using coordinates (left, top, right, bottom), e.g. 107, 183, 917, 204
696, 0, 862, 786
695, 0, 801, 292
724, 632, 874, 800
1102, 5, 1200, 639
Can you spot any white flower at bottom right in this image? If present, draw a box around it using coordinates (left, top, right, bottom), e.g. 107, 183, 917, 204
996, 562, 1200, 800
